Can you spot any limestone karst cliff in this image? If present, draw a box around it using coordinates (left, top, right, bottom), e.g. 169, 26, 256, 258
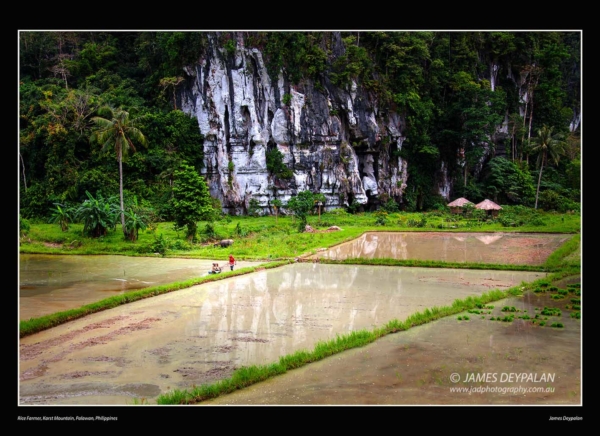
180, 33, 411, 215
178, 32, 580, 215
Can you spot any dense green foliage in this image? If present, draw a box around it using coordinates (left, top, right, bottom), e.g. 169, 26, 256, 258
171, 163, 214, 241
265, 147, 293, 179
286, 190, 327, 231
19, 31, 580, 223
73, 191, 119, 237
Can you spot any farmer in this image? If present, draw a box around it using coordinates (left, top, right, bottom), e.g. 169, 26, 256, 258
229, 254, 236, 271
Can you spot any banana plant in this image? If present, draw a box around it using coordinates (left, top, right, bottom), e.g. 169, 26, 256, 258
73, 191, 120, 237
49, 203, 72, 232
123, 208, 147, 242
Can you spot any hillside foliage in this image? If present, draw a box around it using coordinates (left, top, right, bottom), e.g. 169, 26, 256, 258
19, 31, 581, 222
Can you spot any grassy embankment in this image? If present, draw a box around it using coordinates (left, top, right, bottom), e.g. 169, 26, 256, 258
20, 208, 580, 259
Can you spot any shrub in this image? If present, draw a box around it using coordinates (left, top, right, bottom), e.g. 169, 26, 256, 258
380, 198, 399, 213
347, 200, 361, 214
539, 190, 580, 213
248, 198, 261, 217
20, 215, 31, 236
287, 190, 325, 231
203, 222, 216, 238
266, 148, 293, 179
406, 215, 427, 228
171, 239, 192, 251
73, 191, 120, 238
374, 211, 388, 226
328, 208, 348, 216
498, 213, 520, 227
49, 203, 73, 232
235, 222, 248, 237
528, 217, 546, 226
151, 233, 169, 256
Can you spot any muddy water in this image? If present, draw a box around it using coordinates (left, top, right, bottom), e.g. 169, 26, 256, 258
203, 290, 581, 405
19, 254, 263, 320
311, 232, 571, 265
18, 263, 545, 405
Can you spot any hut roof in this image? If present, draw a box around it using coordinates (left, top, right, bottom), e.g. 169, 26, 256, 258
475, 199, 502, 210
447, 197, 473, 207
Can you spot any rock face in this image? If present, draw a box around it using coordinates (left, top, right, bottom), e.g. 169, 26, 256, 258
179, 33, 411, 215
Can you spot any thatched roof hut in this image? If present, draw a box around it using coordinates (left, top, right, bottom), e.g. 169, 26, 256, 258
475, 199, 502, 217
447, 197, 473, 214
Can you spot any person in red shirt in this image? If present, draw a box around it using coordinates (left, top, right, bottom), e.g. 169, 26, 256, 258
229, 254, 236, 271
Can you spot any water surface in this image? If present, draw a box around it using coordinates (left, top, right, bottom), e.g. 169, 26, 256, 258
19, 254, 263, 320
311, 232, 570, 265
204, 290, 581, 405
19, 263, 545, 405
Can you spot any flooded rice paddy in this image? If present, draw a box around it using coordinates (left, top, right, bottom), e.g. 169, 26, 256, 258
203, 288, 581, 406
18, 232, 579, 406
19, 263, 545, 405
311, 232, 570, 265
19, 254, 263, 320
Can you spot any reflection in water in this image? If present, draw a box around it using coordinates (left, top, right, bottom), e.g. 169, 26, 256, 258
204, 290, 581, 406
313, 232, 570, 265
19, 263, 545, 405
475, 235, 503, 245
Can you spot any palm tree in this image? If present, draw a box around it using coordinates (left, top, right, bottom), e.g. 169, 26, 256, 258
90, 106, 147, 236
530, 125, 566, 209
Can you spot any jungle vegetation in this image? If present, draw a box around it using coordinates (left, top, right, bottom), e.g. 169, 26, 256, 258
19, 31, 581, 231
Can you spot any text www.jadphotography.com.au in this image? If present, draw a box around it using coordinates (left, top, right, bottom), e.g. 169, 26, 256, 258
450, 385, 555, 395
